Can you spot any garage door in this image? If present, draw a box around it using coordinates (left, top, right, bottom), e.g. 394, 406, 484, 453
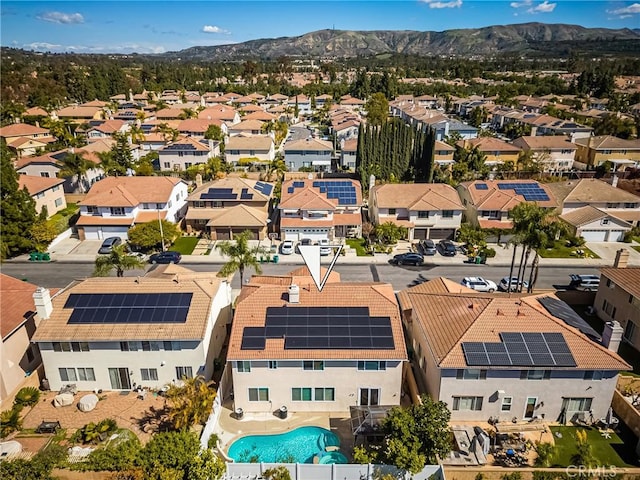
83, 227, 101, 240
413, 229, 427, 240
102, 227, 129, 239
215, 229, 231, 240
580, 230, 607, 242
429, 228, 456, 241
607, 230, 625, 242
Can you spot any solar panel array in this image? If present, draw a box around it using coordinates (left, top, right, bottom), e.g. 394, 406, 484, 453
475, 183, 488, 190
286, 181, 306, 195
538, 297, 602, 340
312, 181, 358, 205
241, 306, 395, 350
254, 181, 273, 196
240, 188, 254, 200
200, 188, 238, 200
461, 332, 576, 367
497, 182, 550, 202
64, 293, 192, 324
163, 143, 197, 151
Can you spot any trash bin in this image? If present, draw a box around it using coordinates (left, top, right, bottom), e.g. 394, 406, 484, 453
475, 256, 482, 264
29, 252, 41, 261
235, 407, 244, 420
273, 255, 279, 264
279, 405, 288, 419
41, 253, 50, 261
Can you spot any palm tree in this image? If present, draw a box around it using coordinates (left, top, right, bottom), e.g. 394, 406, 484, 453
128, 124, 145, 144
215, 230, 265, 285
58, 151, 94, 193
165, 375, 217, 430
94, 244, 145, 277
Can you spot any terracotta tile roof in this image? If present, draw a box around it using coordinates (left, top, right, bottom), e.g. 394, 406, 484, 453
279, 179, 363, 210
478, 219, 514, 229
56, 106, 103, 118
2, 275, 39, 339
610, 209, 640, 222
239, 104, 263, 112
231, 119, 264, 131
228, 276, 406, 361
280, 213, 362, 228
155, 108, 183, 119
512, 136, 577, 151
547, 179, 640, 205
226, 135, 273, 151
599, 267, 640, 299
205, 204, 267, 227
372, 183, 464, 211
24, 107, 49, 116
457, 137, 522, 153
0, 123, 50, 138
79, 176, 184, 207
560, 206, 609, 227
342, 139, 358, 152
177, 118, 220, 132
189, 177, 273, 203
333, 213, 363, 226
89, 120, 126, 134
161, 136, 210, 152
334, 120, 360, 131
462, 180, 558, 210
18, 175, 65, 195
340, 96, 365, 105
434, 140, 455, 152
405, 277, 476, 295
32, 273, 225, 342
76, 216, 134, 226
198, 107, 238, 121
243, 111, 277, 121
15, 152, 62, 169
9, 137, 52, 148
134, 210, 167, 224
574, 135, 640, 151
397, 283, 630, 371
81, 100, 108, 108
284, 138, 333, 152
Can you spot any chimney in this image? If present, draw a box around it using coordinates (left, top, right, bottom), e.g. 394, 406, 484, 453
33, 287, 53, 320
614, 249, 629, 269
288, 284, 300, 304
611, 174, 619, 188
195, 173, 203, 188
601, 321, 624, 353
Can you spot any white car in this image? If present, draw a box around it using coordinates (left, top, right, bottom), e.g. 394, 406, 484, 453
280, 240, 295, 255
461, 276, 498, 293
318, 238, 331, 256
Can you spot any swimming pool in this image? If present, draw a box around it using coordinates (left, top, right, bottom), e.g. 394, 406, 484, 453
227, 426, 346, 464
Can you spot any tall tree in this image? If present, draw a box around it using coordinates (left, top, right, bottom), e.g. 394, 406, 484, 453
128, 220, 179, 251
365, 92, 389, 127
58, 151, 95, 193
215, 230, 265, 286
93, 244, 145, 277
165, 376, 217, 431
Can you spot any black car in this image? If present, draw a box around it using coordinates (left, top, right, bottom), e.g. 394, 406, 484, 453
391, 252, 424, 266
149, 251, 182, 264
438, 240, 457, 256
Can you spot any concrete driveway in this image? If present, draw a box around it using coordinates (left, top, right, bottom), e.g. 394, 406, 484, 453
69, 240, 103, 255
585, 242, 640, 266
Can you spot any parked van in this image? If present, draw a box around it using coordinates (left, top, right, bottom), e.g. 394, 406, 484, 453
569, 274, 600, 292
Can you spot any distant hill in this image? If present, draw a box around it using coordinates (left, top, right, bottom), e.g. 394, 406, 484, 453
164, 22, 640, 60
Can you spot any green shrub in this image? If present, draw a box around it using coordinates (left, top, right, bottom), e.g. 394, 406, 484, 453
480, 247, 496, 258
14, 386, 40, 408
1, 406, 23, 437
73, 418, 118, 444
207, 433, 219, 450
72, 437, 142, 472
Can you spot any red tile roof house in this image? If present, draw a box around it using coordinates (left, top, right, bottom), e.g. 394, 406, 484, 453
0, 123, 55, 158
512, 136, 577, 172
75, 176, 188, 240
284, 138, 333, 172
18, 175, 67, 218
158, 136, 220, 172
228, 267, 407, 414
225, 135, 275, 165
81, 120, 130, 142
278, 179, 363, 242
397, 278, 630, 422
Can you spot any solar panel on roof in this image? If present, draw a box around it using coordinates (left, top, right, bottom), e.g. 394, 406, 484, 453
538, 297, 601, 340
475, 183, 488, 190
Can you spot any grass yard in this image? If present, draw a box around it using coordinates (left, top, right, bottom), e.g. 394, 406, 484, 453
346, 238, 370, 256
549, 426, 636, 467
537, 241, 600, 259
170, 236, 199, 255
633, 246, 640, 254
46, 203, 79, 235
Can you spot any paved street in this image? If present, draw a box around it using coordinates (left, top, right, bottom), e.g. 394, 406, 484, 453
1, 261, 601, 292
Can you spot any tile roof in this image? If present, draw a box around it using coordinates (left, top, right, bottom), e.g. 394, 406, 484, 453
462, 180, 558, 210
548, 178, 640, 205
198, 107, 238, 121
284, 138, 333, 152
0, 123, 50, 137
75, 216, 134, 227
239, 104, 263, 112
560, 206, 609, 227
341, 138, 358, 152
512, 136, 577, 151
434, 140, 455, 152
228, 272, 407, 361
230, 119, 265, 131
574, 135, 640, 151
81, 100, 108, 108
1, 275, 39, 339
155, 108, 183, 119
279, 179, 363, 210
188, 177, 273, 202
372, 183, 464, 211
88, 120, 126, 134
9, 137, 53, 148
205, 204, 267, 228
32, 273, 225, 342
134, 210, 167, 224
397, 281, 630, 371
457, 137, 522, 153
24, 107, 49, 116
599, 267, 640, 299
18, 175, 65, 195
78, 176, 184, 207
56, 106, 103, 118
177, 118, 221, 132
243, 111, 277, 121
226, 135, 273, 150
478, 219, 514, 229
161, 136, 210, 152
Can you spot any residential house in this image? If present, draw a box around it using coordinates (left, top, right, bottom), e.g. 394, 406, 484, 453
279, 179, 363, 241
83, 120, 130, 142
76, 176, 188, 240
434, 141, 455, 166
228, 267, 407, 413
314, 94, 333, 109
198, 106, 241, 126
54, 105, 104, 123
370, 183, 464, 241
225, 136, 275, 165
243, 111, 277, 123
0, 276, 52, 409
425, 117, 478, 142
547, 178, 640, 236
0, 123, 54, 158
595, 257, 640, 353
333, 120, 360, 142
512, 136, 577, 172
457, 180, 558, 230
457, 137, 521, 168
17, 175, 66, 218
574, 135, 640, 171
560, 206, 633, 243
339, 138, 357, 170
238, 104, 264, 114
289, 95, 312, 115
228, 119, 265, 137
185, 177, 274, 239
32, 266, 233, 392
158, 137, 219, 172
23, 107, 49, 118
284, 138, 333, 172
340, 95, 366, 113
397, 278, 630, 421
177, 118, 227, 138
155, 108, 184, 121
415, 95, 439, 109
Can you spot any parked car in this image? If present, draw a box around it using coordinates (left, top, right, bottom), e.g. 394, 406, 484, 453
149, 251, 182, 264
98, 236, 122, 254
498, 277, 529, 292
569, 274, 600, 291
461, 276, 498, 292
280, 240, 295, 255
295, 238, 313, 254
438, 240, 457, 256
418, 239, 437, 256
391, 252, 424, 266
318, 238, 331, 256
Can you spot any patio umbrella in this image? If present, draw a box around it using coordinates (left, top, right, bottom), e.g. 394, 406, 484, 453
604, 407, 613, 429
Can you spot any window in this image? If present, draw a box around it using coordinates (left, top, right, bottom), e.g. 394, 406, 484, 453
601, 218, 610, 225
481, 210, 500, 219
110, 207, 125, 216
26, 346, 35, 364
292, 387, 313, 401
521, 370, 551, 380
583, 371, 603, 381
442, 210, 454, 218
163, 341, 181, 351
55, 198, 63, 207
141, 368, 158, 381
77, 367, 95, 381
418, 211, 430, 219
606, 202, 619, 208
624, 203, 637, 209
303, 361, 324, 370
212, 201, 223, 208
268, 361, 278, 370
194, 201, 205, 208
358, 361, 386, 371
120, 341, 138, 351
40, 172, 50, 177
237, 361, 251, 373
625, 321, 637, 341
603, 300, 614, 316
314, 388, 335, 401
452, 396, 483, 411
606, 279, 614, 289
71, 342, 89, 352
562, 397, 592, 412
164, 162, 170, 169
54, 342, 89, 352
175, 366, 193, 379
86, 206, 98, 214
388, 208, 396, 215
59, 368, 77, 382
52, 185, 60, 192
456, 369, 487, 380
501, 396, 512, 412
185, 163, 192, 168
249, 387, 269, 401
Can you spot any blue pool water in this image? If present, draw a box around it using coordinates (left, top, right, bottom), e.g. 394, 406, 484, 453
227, 426, 345, 464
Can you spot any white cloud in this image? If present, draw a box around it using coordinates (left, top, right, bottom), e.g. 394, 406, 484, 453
419, 0, 462, 8
607, 3, 640, 17
527, 1, 557, 13
37, 11, 84, 24
23, 42, 166, 54
202, 25, 230, 34
510, 0, 532, 7
23, 42, 62, 50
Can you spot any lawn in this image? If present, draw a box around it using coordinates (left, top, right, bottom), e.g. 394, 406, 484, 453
537, 241, 600, 259
46, 203, 79, 235
346, 238, 370, 256
170, 236, 199, 255
549, 426, 636, 467
633, 246, 640, 254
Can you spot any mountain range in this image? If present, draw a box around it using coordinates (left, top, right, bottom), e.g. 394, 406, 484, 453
165, 23, 640, 61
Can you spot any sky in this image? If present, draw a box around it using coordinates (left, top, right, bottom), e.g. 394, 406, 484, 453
1, 1, 639, 54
